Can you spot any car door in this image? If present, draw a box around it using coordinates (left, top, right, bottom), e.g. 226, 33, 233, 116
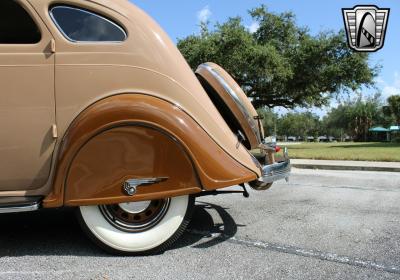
0, 0, 56, 191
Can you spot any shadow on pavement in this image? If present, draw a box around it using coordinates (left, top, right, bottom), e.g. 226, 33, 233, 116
0, 201, 240, 256
172, 201, 244, 250
0, 208, 106, 257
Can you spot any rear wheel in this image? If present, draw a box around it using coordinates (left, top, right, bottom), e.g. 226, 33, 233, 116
77, 195, 194, 255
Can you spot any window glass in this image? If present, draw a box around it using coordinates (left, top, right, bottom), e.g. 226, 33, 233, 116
50, 6, 127, 42
0, 0, 41, 44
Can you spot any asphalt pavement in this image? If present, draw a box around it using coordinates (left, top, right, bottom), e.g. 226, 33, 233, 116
1, 169, 400, 280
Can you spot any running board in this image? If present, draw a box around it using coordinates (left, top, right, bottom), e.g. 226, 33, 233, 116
0, 196, 42, 214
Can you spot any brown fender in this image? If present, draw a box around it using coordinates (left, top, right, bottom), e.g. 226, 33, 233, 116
43, 94, 258, 207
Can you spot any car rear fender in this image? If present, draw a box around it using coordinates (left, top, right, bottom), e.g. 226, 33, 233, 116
43, 94, 258, 207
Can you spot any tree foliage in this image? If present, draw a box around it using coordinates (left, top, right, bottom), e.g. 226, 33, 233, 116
277, 112, 320, 139
256, 108, 278, 136
178, 5, 377, 109
323, 95, 384, 141
256, 94, 397, 142
386, 95, 400, 125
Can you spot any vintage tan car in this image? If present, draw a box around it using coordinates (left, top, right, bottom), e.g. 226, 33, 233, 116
0, 0, 290, 254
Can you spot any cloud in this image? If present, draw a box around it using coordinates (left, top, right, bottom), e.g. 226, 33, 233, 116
197, 5, 212, 23
247, 21, 260, 33
378, 72, 400, 100
382, 86, 399, 98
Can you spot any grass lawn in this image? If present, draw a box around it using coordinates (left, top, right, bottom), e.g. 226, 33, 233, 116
283, 142, 400, 162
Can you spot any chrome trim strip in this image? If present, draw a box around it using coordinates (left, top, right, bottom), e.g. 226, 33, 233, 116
0, 203, 40, 214
198, 64, 261, 143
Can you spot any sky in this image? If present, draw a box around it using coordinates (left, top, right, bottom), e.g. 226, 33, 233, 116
131, 1, 400, 115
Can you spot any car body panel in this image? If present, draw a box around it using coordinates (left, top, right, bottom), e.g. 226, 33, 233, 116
43, 95, 258, 207
0, 0, 56, 191
27, 0, 261, 189
0, 0, 289, 207
196, 62, 263, 150
64, 125, 202, 206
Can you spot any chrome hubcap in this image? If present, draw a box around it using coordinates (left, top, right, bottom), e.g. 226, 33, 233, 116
99, 199, 170, 233
119, 201, 152, 214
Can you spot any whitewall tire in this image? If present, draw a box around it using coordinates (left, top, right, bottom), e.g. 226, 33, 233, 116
77, 195, 194, 255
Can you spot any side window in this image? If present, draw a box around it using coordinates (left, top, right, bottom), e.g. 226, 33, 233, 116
50, 6, 127, 42
0, 0, 41, 44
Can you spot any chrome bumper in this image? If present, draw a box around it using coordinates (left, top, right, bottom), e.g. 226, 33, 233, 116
250, 147, 291, 190
260, 157, 291, 184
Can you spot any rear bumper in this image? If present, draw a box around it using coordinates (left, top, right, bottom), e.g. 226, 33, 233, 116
250, 147, 291, 190
260, 155, 291, 184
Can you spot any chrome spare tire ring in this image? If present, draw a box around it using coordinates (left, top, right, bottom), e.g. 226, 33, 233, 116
99, 199, 171, 233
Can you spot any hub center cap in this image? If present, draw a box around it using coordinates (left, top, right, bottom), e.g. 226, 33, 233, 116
119, 201, 152, 214
99, 199, 170, 232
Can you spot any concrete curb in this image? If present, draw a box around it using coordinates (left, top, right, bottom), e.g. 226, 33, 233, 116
291, 163, 400, 173
290, 159, 400, 173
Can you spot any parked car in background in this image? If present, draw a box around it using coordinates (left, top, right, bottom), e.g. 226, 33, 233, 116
264, 136, 277, 144
0, 0, 290, 254
318, 136, 336, 142
318, 136, 328, 142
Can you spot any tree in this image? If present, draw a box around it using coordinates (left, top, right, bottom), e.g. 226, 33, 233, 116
178, 5, 378, 109
323, 94, 383, 141
277, 112, 321, 139
386, 95, 400, 125
256, 108, 278, 136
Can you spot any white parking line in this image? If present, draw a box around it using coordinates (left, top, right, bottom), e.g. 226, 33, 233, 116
0, 269, 96, 276
188, 230, 400, 275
